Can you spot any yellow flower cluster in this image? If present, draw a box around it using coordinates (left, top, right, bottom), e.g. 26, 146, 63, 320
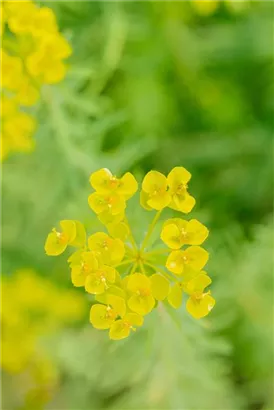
1, 0, 72, 160
1, 269, 86, 374
45, 167, 215, 340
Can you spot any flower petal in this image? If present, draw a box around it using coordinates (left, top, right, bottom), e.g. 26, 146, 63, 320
109, 320, 130, 340
167, 167, 192, 188
142, 170, 168, 193
150, 274, 170, 301
89, 168, 112, 192
186, 294, 215, 319
167, 283, 183, 309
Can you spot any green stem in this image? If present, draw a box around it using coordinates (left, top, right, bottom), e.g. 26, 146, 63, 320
130, 262, 137, 275
124, 216, 138, 251
144, 262, 172, 281
140, 210, 162, 252
139, 261, 146, 275
145, 248, 170, 257
125, 244, 135, 256
114, 258, 135, 268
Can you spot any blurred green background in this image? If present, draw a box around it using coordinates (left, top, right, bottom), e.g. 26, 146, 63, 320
1, 1, 273, 409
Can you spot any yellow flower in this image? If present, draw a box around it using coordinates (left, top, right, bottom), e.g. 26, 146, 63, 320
185, 273, 215, 319
109, 313, 143, 340
90, 168, 138, 200
1, 2, 71, 160
107, 221, 129, 241
97, 210, 124, 226
127, 273, 155, 315
27, 6, 58, 36
88, 232, 125, 265
15, 77, 40, 106
141, 170, 171, 210
2, 111, 36, 154
167, 167, 196, 214
89, 295, 126, 329
161, 218, 209, 249
1, 50, 23, 91
166, 246, 209, 275
88, 192, 126, 216
1, 3, 6, 36
45, 220, 86, 256
5, 1, 37, 34
26, 33, 72, 84
70, 251, 99, 287
45, 166, 215, 338
150, 273, 170, 301
85, 265, 118, 295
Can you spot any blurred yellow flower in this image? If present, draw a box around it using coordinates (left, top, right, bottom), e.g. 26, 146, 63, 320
1, 0, 72, 160
1, 269, 86, 375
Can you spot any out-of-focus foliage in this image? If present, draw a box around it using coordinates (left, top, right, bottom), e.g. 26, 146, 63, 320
1, 1, 273, 409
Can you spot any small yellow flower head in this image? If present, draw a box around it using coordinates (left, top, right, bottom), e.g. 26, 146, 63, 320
88, 232, 125, 265
161, 218, 209, 249
85, 266, 118, 295
1, 1, 72, 160
88, 192, 126, 216
90, 294, 126, 329
90, 168, 138, 199
45, 220, 86, 256
167, 167, 196, 213
166, 246, 209, 275
70, 251, 99, 287
45, 167, 214, 340
109, 312, 143, 340
140, 167, 195, 213
127, 273, 155, 315
141, 170, 171, 210
185, 274, 216, 319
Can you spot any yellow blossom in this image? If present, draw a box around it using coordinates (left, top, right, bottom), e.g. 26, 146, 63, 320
90, 168, 138, 199
45, 220, 86, 256
88, 232, 125, 265
167, 167, 196, 214
109, 313, 143, 340
141, 170, 171, 210
127, 273, 155, 315
88, 192, 126, 216
70, 251, 99, 287
185, 273, 216, 319
89, 295, 126, 329
166, 246, 209, 275
45, 166, 215, 339
85, 265, 118, 295
1, 1, 72, 160
161, 218, 209, 249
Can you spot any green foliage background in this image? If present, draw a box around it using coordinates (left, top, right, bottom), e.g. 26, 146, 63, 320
2, 1, 273, 409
